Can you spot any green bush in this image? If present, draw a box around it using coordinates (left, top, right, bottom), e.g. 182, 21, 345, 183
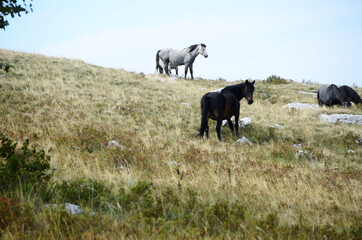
0, 134, 53, 193
0, 61, 11, 73
119, 181, 154, 213
265, 75, 292, 84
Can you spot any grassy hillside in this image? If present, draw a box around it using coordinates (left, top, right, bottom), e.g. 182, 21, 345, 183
0, 49, 361, 239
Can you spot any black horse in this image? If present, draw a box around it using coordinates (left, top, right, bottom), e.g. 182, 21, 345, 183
317, 84, 351, 107
339, 85, 361, 104
198, 80, 255, 141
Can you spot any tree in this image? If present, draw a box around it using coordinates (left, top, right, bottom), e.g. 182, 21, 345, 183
0, 0, 33, 30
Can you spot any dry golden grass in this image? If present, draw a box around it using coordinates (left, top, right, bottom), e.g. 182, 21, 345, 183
0, 48, 361, 238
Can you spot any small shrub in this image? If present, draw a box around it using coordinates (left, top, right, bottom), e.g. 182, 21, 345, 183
0, 61, 11, 73
265, 75, 292, 84
51, 178, 115, 210
203, 200, 246, 234
0, 134, 53, 193
0, 196, 20, 229
119, 181, 154, 212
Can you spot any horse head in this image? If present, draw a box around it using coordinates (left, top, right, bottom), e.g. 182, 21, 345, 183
198, 43, 208, 58
336, 86, 352, 108
244, 80, 255, 105
342, 98, 351, 108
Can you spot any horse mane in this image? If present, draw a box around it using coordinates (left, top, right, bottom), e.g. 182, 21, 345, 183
187, 43, 206, 52
187, 44, 199, 52
221, 82, 246, 100
328, 84, 338, 90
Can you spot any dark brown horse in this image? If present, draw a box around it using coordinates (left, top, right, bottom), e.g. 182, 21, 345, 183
339, 85, 361, 104
198, 80, 255, 141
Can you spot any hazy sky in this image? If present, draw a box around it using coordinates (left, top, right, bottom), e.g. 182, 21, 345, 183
1, 0, 362, 86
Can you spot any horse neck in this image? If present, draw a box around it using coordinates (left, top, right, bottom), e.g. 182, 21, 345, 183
223, 83, 246, 101
189, 47, 200, 58
334, 88, 347, 102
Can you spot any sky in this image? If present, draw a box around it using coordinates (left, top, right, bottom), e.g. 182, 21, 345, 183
1, 0, 362, 86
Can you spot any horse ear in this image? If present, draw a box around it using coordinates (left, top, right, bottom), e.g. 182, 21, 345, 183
245, 80, 249, 84
252, 80, 255, 85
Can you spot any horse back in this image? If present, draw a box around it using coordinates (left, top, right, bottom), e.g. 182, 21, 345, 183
318, 84, 337, 101
202, 92, 239, 120
158, 48, 173, 61
339, 85, 361, 104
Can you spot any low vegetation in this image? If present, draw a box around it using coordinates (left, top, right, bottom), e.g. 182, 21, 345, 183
0, 49, 361, 239
264, 74, 293, 84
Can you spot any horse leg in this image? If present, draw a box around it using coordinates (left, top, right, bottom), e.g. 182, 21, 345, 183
190, 64, 194, 80
198, 117, 205, 137
158, 65, 164, 74
215, 100, 226, 141
227, 118, 234, 135
216, 118, 223, 141
234, 113, 240, 138
205, 121, 209, 139
199, 97, 210, 138
184, 64, 189, 79
164, 61, 170, 76
176, 66, 178, 75
199, 118, 209, 138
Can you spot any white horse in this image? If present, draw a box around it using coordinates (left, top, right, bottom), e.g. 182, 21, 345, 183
155, 43, 208, 79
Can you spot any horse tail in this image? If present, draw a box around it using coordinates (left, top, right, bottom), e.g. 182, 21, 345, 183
317, 90, 322, 106
156, 50, 162, 73
198, 95, 210, 137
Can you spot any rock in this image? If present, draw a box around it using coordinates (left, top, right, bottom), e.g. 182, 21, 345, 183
319, 114, 362, 125
292, 143, 303, 148
65, 203, 86, 215
347, 150, 355, 154
239, 117, 252, 126
108, 140, 125, 150
168, 160, 178, 166
44, 203, 94, 215
111, 103, 120, 110
283, 103, 319, 110
181, 102, 190, 106
170, 74, 179, 80
295, 150, 315, 161
298, 91, 317, 96
270, 124, 284, 129
302, 83, 316, 87
222, 117, 252, 127
236, 136, 252, 145
156, 77, 166, 82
